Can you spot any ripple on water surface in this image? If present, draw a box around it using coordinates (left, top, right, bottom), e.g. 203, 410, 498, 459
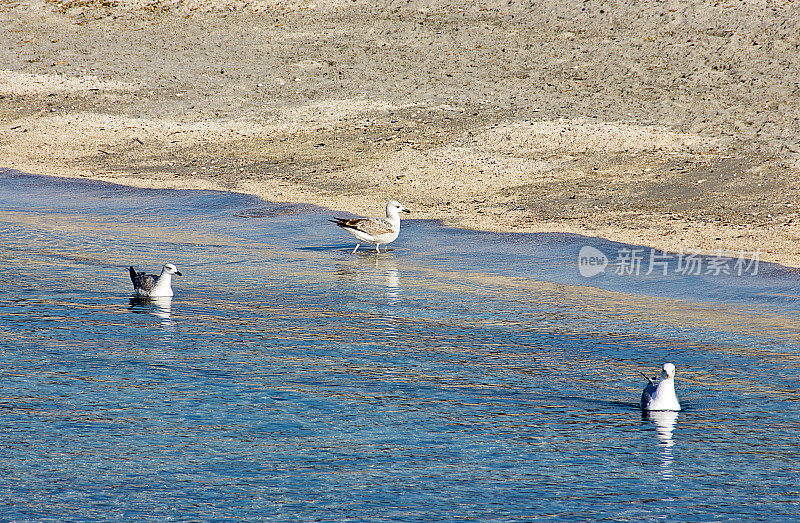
1, 172, 800, 520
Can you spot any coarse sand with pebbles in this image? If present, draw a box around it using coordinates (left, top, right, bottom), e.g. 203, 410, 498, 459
2, 0, 800, 265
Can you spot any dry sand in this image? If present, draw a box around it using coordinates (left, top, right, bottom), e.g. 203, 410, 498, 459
2, 0, 800, 265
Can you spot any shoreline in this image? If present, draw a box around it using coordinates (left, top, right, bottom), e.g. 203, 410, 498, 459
3, 164, 782, 270
2, 1, 799, 266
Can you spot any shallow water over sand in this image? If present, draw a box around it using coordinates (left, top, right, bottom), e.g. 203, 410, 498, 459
1, 172, 799, 520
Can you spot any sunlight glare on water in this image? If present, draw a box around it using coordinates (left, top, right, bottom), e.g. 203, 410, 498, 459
1, 172, 799, 520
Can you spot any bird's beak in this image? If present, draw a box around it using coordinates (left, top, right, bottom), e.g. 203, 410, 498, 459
175, 271, 183, 276
402, 207, 411, 214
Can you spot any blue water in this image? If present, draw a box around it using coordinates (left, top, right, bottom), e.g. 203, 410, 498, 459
1, 172, 799, 521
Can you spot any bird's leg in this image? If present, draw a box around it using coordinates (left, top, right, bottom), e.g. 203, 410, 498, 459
375, 244, 381, 254
352, 244, 361, 254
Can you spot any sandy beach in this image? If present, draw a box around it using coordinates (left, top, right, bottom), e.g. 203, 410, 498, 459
2, 0, 799, 265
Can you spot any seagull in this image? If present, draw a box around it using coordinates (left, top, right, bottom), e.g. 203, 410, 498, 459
640, 363, 682, 411
129, 263, 182, 297
330, 200, 411, 254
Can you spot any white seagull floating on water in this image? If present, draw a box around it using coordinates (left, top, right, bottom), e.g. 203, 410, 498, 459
330, 200, 411, 254
640, 362, 682, 411
129, 263, 182, 297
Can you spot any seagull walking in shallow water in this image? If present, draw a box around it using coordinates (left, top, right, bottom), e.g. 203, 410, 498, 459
641, 362, 682, 411
129, 263, 182, 297
330, 200, 411, 254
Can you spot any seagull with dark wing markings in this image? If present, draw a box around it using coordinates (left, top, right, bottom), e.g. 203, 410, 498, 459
129, 263, 182, 297
330, 200, 411, 254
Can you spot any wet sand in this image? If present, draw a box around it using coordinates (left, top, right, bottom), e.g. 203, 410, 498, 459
2, 1, 800, 265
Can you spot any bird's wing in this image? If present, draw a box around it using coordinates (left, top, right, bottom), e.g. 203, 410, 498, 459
331, 217, 394, 236
640, 380, 657, 408
130, 267, 156, 292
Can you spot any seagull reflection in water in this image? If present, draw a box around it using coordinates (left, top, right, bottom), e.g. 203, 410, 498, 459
335, 254, 402, 338
643, 410, 679, 481
129, 296, 175, 328
336, 254, 401, 297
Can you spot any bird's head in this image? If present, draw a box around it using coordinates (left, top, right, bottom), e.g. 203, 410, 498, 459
387, 200, 411, 215
163, 263, 182, 276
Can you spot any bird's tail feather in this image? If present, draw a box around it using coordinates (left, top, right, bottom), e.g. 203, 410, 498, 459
640, 371, 656, 385
329, 217, 353, 229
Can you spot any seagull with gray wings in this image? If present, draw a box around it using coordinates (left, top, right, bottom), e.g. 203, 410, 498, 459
129, 263, 182, 297
640, 362, 682, 411
330, 200, 411, 254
